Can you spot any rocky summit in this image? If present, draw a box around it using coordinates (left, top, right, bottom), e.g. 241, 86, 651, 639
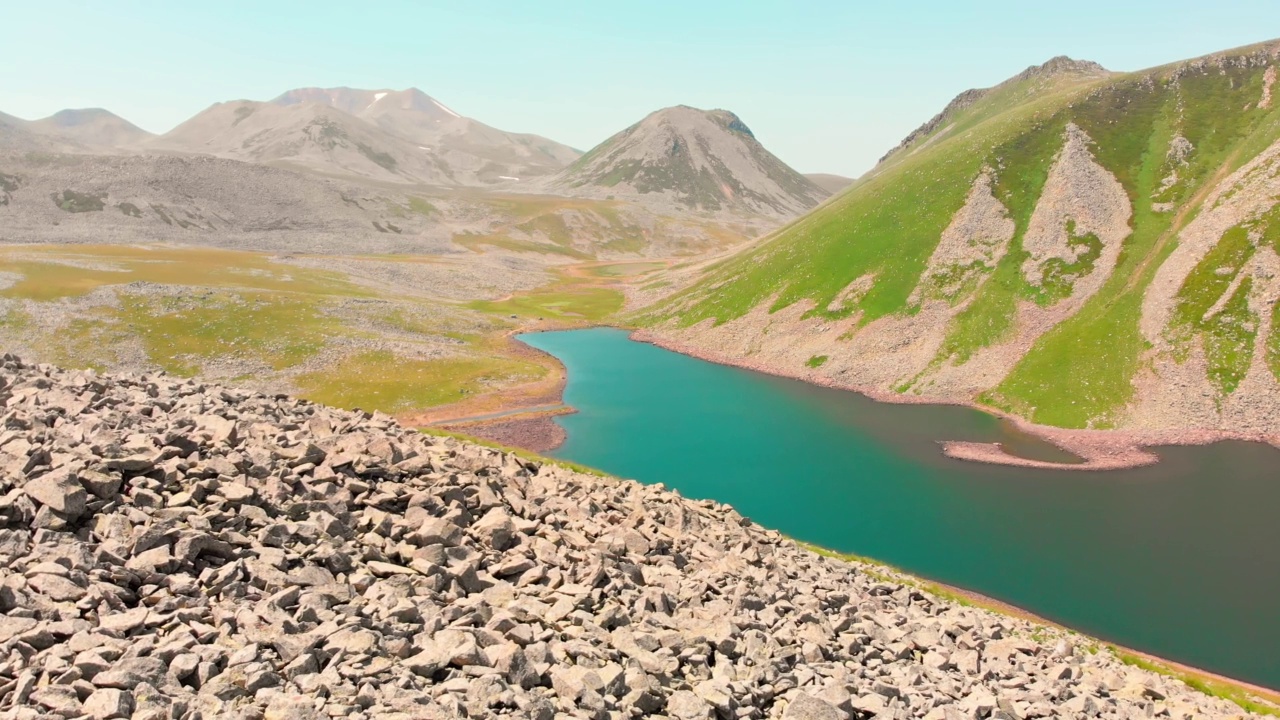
0, 356, 1260, 720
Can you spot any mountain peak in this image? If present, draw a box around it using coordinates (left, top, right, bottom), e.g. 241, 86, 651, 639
162, 86, 578, 185
545, 105, 825, 217
271, 86, 463, 120
1013, 56, 1110, 82
26, 107, 152, 148
46, 108, 118, 127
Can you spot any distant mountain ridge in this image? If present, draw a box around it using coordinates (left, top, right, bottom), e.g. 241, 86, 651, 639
270, 87, 580, 184
0, 90, 836, 215
29, 108, 154, 149
542, 105, 827, 217
150, 99, 457, 185
0, 107, 153, 153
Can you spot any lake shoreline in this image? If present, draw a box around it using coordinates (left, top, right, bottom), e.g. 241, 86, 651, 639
630, 328, 1280, 471
402, 322, 579, 452
475, 327, 1280, 702
822, 546, 1280, 705
438, 406, 574, 454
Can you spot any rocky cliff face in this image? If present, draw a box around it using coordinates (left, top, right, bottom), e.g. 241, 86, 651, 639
0, 355, 1263, 719
543, 106, 828, 218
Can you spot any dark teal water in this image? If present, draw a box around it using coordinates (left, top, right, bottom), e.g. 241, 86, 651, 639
519, 327, 1280, 690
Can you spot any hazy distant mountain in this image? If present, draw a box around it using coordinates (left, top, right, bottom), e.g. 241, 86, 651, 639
0, 110, 26, 131
542, 105, 828, 217
150, 100, 456, 185
0, 110, 82, 153
272, 87, 580, 184
0, 111, 31, 150
805, 173, 854, 193
27, 108, 154, 149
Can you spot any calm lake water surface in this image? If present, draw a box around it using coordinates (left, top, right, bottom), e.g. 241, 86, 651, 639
519, 328, 1280, 690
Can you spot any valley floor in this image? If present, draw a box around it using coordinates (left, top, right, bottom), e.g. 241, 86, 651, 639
0, 243, 655, 432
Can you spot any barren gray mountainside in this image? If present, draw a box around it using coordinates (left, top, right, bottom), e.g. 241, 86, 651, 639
877, 56, 1112, 165
0, 149, 753, 258
0, 356, 1263, 719
149, 100, 458, 185
26, 108, 155, 150
0, 152, 459, 251
541, 106, 828, 217
0, 112, 85, 154
805, 173, 854, 194
275, 87, 581, 183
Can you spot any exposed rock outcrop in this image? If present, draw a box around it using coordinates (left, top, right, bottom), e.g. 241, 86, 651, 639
911, 170, 1015, 303
1020, 123, 1131, 299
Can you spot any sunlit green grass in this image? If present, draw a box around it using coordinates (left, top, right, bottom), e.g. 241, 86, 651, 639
0, 244, 563, 415
121, 291, 341, 376
585, 262, 665, 278
454, 233, 590, 259
0, 244, 365, 301
298, 350, 545, 413
472, 286, 624, 322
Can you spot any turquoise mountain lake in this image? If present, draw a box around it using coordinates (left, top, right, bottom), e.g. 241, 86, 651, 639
518, 327, 1280, 690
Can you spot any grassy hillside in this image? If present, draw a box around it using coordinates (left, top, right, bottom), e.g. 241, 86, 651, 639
0, 245, 604, 416
641, 41, 1280, 430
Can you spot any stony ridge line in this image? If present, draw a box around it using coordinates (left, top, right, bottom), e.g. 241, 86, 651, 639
0, 355, 1262, 719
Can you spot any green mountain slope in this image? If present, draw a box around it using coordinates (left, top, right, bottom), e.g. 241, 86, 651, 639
640, 41, 1280, 433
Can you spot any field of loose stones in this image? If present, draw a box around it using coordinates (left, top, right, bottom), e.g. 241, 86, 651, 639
0, 356, 1265, 720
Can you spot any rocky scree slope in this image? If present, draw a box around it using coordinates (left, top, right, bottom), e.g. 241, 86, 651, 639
542, 106, 828, 218
0, 356, 1262, 719
640, 40, 1280, 435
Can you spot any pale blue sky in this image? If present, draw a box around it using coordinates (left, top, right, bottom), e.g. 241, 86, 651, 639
2, 1, 1278, 175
